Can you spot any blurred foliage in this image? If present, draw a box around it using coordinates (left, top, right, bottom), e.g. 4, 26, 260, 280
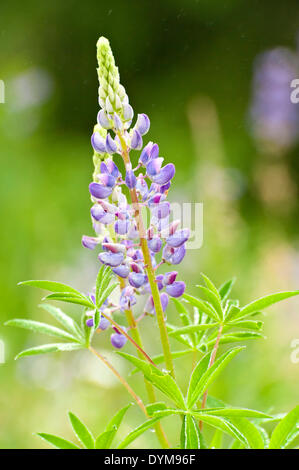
0, 0, 299, 448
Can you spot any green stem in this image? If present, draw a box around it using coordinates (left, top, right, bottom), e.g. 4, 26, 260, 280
117, 132, 175, 378
118, 277, 170, 448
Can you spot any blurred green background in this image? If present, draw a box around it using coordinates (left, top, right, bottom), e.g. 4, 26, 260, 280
1, 0, 299, 448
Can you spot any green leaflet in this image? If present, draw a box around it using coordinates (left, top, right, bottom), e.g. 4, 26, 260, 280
183, 294, 220, 322
37, 433, 80, 449
195, 414, 248, 446
39, 304, 84, 341
5, 319, 80, 343
130, 349, 193, 375
196, 286, 223, 320
68, 412, 95, 449
269, 405, 299, 449
19, 280, 84, 297
187, 347, 245, 408
43, 293, 94, 309
95, 430, 115, 449
191, 407, 270, 419
95, 404, 131, 449
95, 266, 118, 310
15, 342, 83, 359
236, 291, 299, 320
180, 415, 201, 449
228, 418, 265, 449
200, 274, 221, 299
187, 351, 211, 407
168, 323, 218, 338
210, 429, 223, 448
117, 416, 165, 449
226, 319, 264, 331
117, 352, 186, 409
218, 278, 235, 302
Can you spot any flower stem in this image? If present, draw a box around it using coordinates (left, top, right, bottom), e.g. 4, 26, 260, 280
199, 324, 223, 430
118, 276, 170, 448
99, 308, 155, 365
117, 132, 175, 378
89, 346, 147, 415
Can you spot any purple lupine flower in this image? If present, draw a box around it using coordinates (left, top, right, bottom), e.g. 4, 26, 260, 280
151, 201, 170, 219
98, 173, 116, 188
166, 228, 190, 248
125, 170, 137, 189
156, 274, 164, 291
151, 163, 175, 185
123, 104, 134, 121
139, 142, 159, 165
163, 244, 186, 265
105, 133, 118, 154
163, 271, 178, 286
115, 219, 130, 235
113, 264, 130, 278
91, 132, 106, 153
111, 332, 127, 349
166, 281, 185, 297
99, 251, 124, 267
120, 286, 136, 310
89, 182, 113, 199
146, 158, 164, 177
128, 272, 147, 288
113, 113, 123, 131
106, 159, 120, 178
82, 235, 99, 250
99, 315, 110, 330
148, 237, 162, 253
97, 109, 111, 129
130, 129, 143, 150
136, 114, 150, 135
86, 317, 94, 327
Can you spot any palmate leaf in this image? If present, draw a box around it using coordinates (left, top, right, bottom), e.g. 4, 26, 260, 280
95, 404, 131, 449
5, 319, 80, 343
39, 304, 84, 341
187, 347, 245, 408
180, 415, 201, 449
172, 298, 197, 347
234, 291, 299, 321
68, 412, 95, 449
37, 433, 80, 449
269, 405, 299, 449
15, 342, 83, 359
117, 352, 186, 409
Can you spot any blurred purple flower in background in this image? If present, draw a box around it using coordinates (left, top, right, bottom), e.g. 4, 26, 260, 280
249, 46, 299, 154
